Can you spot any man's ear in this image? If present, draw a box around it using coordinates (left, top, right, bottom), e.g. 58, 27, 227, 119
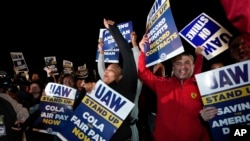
171, 66, 174, 76
118, 75, 123, 81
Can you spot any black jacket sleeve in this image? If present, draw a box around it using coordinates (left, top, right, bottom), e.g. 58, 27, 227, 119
108, 24, 137, 102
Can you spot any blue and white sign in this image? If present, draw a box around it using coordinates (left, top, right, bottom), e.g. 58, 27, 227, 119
96, 21, 133, 63
179, 12, 233, 60
195, 60, 250, 141
145, 0, 184, 67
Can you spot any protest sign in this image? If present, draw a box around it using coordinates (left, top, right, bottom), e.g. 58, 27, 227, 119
76, 64, 88, 79
179, 12, 233, 60
144, 0, 184, 67
10, 52, 29, 72
96, 21, 133, 63
44, 56, 59, 75
195, 60, 250, 141
62, 60, 74, 75
33, 83, 76, 137
58, 80, 135, 141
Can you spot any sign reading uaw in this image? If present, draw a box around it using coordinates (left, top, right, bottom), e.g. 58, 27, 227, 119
195, 60, 250, 141
33, 82, 76, 136
59, 80, 135, 141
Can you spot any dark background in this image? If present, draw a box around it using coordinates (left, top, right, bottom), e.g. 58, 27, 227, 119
1, 0, 238, 79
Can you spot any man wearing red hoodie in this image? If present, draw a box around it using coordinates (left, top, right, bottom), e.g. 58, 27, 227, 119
138, 34, 210, 141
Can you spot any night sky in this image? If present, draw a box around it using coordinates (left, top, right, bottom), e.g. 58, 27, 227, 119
1, 0, 238, 79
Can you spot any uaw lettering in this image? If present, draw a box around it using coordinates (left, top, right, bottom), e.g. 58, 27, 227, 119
95, 85, 126, 112
45, 82, 76, 100
195, 61, 250, 141
90, 80, 134, 119
202, 32, 231, 57
196, 61, 250, 96
179, 13, 232, 60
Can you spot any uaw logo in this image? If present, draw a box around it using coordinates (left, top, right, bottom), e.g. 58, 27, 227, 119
190, 92, 197, 99
160, 53, 167, 60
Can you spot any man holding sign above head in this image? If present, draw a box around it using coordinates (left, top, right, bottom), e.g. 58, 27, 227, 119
138, 34, 211, 141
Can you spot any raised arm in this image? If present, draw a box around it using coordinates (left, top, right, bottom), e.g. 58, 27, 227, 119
131, 31, 140, 70
97, 40, 105, 80
193, 46, 205, 76
103, 18, 137, 101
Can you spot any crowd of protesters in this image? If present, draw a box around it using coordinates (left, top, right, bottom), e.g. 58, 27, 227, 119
0, 0, 249, 141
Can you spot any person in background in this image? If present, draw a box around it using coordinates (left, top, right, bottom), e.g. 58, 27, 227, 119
43, 66, 57, 84
0, 89, 29, 141
27, 72, 45, 90
19, 80, 48, 141
229, 35, 250, 62
21, 81, 43, 114
210, 61, 225, 70
30, 72, 40, 82
74, 64, 90, 108
138, 34, 210, 141
12, 71, 30, 104
199, 32, 250, 140
81, 73, 96, 95
6, 85, 20, 102
0, 71, 12, 93
0, 96, 25, 141
73, 76, 86, 108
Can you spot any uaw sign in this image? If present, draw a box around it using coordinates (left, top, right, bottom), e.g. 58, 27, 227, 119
195, 60, 250, 141
179, 12, 232, 60
59, 80, 135, 141
33, 83, 76, 137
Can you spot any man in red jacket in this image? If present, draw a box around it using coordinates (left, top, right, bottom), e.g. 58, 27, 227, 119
137, 34, 210, 141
